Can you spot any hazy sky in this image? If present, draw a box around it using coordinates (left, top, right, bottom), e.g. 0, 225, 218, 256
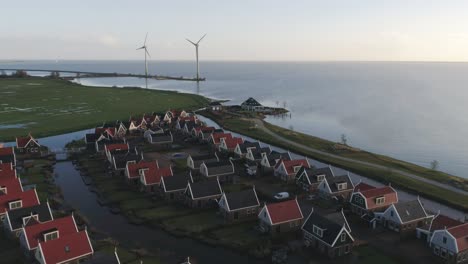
3, 0, 468, 61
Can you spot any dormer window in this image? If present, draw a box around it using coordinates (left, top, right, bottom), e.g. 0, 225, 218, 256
9, 200, 22, 210
341, 232, 346, 242
312, 225, 324, 238
316, 175, 325, 182
0, 186, 7, 194
43, 230, 59, 241
293, 166, 301, 173
22, 215, 39, 225
375, 197, 385, 205
337, 182, 347, 190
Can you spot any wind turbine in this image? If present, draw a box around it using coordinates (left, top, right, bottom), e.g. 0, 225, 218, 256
137, 33, 151, 88
186, 34, 206, 81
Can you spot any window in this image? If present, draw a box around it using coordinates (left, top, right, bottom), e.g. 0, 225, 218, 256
434, 247, 440, 256
441, 249, 447, 258
9, 200, 22, 210
341, 233, 346, 242
344, 245, 350, 253
264, 212, 267, 218
443, 236, 447, 244
316, 175, 325, 182
337, 183, 347, 190
43, 231, 59, 241
293, 166, 301, 173
390, 211, 394, 217
312, 225, 323, 237
0, 186, 6, 194
375, 197, 385, 205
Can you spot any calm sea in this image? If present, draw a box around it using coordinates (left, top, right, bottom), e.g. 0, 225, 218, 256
1, 60, 468, 178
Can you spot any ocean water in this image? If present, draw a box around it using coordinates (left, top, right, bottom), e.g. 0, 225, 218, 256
1, 60, 468, 178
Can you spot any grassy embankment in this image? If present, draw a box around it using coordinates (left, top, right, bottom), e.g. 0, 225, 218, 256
0, 77, 209, 141
201, 111, 468, 211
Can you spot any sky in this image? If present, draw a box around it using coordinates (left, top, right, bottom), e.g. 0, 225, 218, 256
2, 0, 468, 61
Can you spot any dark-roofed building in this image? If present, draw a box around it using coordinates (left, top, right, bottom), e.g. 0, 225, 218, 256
145, 131, 173, 148
111, 150, 143, 173
184, 179, 223, 208
95, 136, 125, 153
302, 209, 354, 258
160, 172, 193, 202
375, 199, 432, 234
296, 166, 334, 192
241, 97, 264, 111
234, 141, 261, 158
218, 188, 260, 222
318, 174, 354, 201
187, 153, 219, 170
260, 150, 291, 174
200, 159, 235, 182
4, 202, 53, 237
246, 146, 271, 162
274, 159, 310, 182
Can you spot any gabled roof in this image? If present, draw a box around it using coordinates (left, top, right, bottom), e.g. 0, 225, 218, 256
275, 159, 309, 175
427, 214, 463, 232
222, 188, 260, 211
141, 166, 173, 185
264, 199, 303, 225
0, 147, 16, 165
23, 215, 78, 250
0, 146, 14, 156
150, 132, 173, 143
190, 153, 219, 169
187, 179, 222, 199
302, 210, 353, 247
203, 159, 234, 177
38, 230, 93, 264
353, 182, 375, 192
126, 160, 158, 179
241, 97, 262, 107
447, 223, 468, 252
325, 174, 354, 193
0, 189, 39, 214
222, 137, 244, 149
238, 141, 261, 153
85, 133, 98, 144
112, 152, 142, 170
265, 151, 291, 166
0, 163, 17, 179
358, 186, 398, 209
0, 177, 23, 195
104, 143, 129, 153
297, 166, 334, 183
6, 202, 53, 231
161, 173, 191, 192
393, 199, 429, 223
16, 135, 40, 148
211, 133, 233, 144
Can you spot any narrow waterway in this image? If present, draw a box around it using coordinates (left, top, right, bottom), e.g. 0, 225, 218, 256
53, 161, 265, 264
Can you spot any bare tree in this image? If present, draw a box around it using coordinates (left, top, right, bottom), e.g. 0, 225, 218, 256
282, 101, 287, 109
340, 134, 348, 145
430, 160, 439, 170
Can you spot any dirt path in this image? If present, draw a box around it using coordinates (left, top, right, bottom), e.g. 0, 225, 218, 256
252, 118, 468, 196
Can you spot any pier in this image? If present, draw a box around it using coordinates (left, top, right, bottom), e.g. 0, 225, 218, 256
0, 68, 205, 82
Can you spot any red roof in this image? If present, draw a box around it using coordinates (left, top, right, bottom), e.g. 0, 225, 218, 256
223, 137, 244, 149
275, 159, 309, 175
105, 127, 116, 137
126, 160, 158, 179
429, 214, 463, 232
104, 143, 129, 153
179, 116, 197, 122
144, 113, 157, 123
141, 167, 173, 185
0, 163, 16, 179
353, 182, 375, 192
24, 215, 78, 250
0, 147, 14, 156
0, 177, 23, 195
266, 199, 303, 225
38, 230, 93, 264
16, 135, 38, 148
94, 127, 106, 135
360, 186, 398, 209
211, 133, 233, 144
0, 189, 39, 215
447, 223, 468, 252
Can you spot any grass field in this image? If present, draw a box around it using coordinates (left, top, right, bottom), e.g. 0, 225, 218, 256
201, 111, 468, 210
0, 77, 209, 141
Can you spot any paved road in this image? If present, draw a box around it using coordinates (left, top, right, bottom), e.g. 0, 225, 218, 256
251, 118, 468, 196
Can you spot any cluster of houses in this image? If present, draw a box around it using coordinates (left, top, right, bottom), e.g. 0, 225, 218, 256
83, 108, 468, 262
0, 140, 94, 264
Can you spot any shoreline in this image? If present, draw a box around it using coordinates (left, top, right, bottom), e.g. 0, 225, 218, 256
199, 110, 468, 211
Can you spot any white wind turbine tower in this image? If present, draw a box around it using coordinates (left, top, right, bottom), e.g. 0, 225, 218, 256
186, 34, 206, 81
136, 33, 151, 88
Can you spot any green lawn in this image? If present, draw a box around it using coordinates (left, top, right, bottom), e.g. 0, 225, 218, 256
0, 77, 209, 141
354, 246, 398, 264
162, 210, 223, 233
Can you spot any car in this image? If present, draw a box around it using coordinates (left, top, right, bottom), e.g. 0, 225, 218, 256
273, 192, 289, 200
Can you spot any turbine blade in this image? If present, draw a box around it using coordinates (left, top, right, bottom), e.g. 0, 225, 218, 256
144, 32, 148, 45
136, 46, 145, 50
197, 34, 207, 44
186, 38, 196, 45
145, 48, 151, 58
